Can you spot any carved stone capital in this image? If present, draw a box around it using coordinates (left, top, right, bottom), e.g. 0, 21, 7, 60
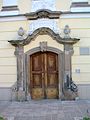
64, 44, 74, 55
14, 46, 24, 56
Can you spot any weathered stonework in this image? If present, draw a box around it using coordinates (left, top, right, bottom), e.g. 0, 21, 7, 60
9, 27, 79, 46
25, 9, 61, 20
14, 46, 26, 101
40, 41, 47, 52
8, 27, 80, 101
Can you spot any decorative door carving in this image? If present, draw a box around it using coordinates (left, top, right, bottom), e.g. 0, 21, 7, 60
30, 52, 58, 99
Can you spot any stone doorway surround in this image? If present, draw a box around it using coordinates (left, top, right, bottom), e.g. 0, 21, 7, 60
25, 46, 63, 100
8, 27, 80, 101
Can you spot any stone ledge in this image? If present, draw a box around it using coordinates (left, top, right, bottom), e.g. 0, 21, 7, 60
1, 6, 19, 11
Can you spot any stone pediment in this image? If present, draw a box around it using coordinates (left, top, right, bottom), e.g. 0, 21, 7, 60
25, 9, 62, 20
8, 27, 80, 47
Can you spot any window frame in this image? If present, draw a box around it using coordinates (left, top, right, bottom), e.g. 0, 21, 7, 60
79, 47, 90, 55
3, 0, 17, 7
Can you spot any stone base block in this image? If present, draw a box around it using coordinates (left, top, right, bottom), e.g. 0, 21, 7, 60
17, 90, 26, 101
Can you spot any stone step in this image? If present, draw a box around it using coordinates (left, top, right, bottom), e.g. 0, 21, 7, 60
5, 115, 66, 120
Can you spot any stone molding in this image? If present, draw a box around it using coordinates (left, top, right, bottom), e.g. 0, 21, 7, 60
8, 27, 80, 47
8, 27, 80, 101
1, 5, 19, 11
25, 46, 64, 100
71, 2, 90, 8
25, 9, 61, 20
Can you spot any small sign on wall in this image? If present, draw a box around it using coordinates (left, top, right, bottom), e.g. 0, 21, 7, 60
75, 69, 80, 74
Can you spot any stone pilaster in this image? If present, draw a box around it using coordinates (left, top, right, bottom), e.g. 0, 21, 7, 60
14, 46, 25, 101
8, 27, 80, 101
64, 44, 74, 89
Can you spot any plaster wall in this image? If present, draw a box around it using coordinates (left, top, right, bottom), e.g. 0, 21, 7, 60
0, 20, 29, 90
0, 16, 90, 99
58, 18, 90, 99
0, 0, 90, 14
18, 0, 31, 14
56, 0, 71, 11
24, 35, 64, 53
0, 0, 71, 13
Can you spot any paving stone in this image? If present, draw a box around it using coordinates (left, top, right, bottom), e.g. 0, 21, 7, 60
0, 100, 90, 120
74, 117, 83, 120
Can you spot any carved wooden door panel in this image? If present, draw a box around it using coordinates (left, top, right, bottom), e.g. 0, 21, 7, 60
30, 52, 58, 99
30, 52, 44, 99
46, 52, 58, 99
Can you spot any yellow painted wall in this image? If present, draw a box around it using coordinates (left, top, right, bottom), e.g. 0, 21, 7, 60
58, 18, 90, 29
0, 17, 90, 87
0, 0, 71, 13
0, 20, 29, 87
57, 17, 90, 85
18, 0, 31, 14
56, 0, 71, 11
24, 35, 64, 53
0, 0, 90, 99
0, 21, 29, 32
0, 0, 89, 14
0, 0, 31, 13
18, 0, 71, 13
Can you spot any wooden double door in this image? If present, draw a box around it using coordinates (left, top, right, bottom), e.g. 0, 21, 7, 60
30, 52, 59, 99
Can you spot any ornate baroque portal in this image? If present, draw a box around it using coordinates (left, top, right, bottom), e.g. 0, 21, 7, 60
8, 3, 80, 101
8, 26, 80, 101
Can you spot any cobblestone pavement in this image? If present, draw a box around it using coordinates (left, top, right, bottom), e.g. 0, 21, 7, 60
0, 100, 90, 120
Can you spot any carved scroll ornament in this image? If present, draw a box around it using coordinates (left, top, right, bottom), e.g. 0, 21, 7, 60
25, 9, 62, 20
8, 27, 80, 47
